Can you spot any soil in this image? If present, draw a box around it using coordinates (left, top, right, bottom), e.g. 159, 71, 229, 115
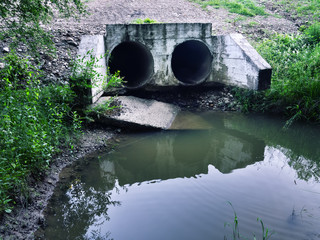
0, 0, 305, 239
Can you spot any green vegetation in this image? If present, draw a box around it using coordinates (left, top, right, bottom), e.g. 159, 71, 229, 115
233, 22, 320, 125
0, 0, 125, 216
0, 52, 81, 213
277, 0, 320, 22
224, 202, 275, 240
0, 0, 88, 215
189, 0, 267, 17
69, 50, 123, 107
131, 18, 158, 24
0, 50, 123, 214
0, 0, 86, 55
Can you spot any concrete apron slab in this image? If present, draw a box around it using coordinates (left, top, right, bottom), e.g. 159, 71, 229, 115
91, 96, 180, 130
90, 96, 212, 130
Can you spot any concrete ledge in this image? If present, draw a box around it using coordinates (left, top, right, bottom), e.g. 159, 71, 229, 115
91, 96, 180, 130
210, 34, 272, 90
76, 35, 106, 103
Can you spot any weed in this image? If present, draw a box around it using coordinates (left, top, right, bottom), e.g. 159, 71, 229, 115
224, 202, 275, 240
247, 21, 259, 27
131, 18, 158, 24
69, 50, 123, 107
233, 22, 320, 125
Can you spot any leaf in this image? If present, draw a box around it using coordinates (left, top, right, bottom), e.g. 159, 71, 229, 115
5, 208, 12, 213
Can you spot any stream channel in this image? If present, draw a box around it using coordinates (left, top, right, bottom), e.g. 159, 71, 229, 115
36, 112, 320, 240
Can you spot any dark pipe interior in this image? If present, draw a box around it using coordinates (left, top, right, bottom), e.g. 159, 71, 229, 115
171, 40, 213, 85
108, 41, 154, 89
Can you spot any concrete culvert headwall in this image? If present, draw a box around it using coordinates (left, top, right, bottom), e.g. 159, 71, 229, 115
171, 40, 213, 85
108, 41, 154, 89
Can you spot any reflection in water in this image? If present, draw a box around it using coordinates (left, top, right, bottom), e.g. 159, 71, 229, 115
37, 157, 120, 240
223, 113, 320, 181
37, 112, 320, 240
109, 129, 265, 186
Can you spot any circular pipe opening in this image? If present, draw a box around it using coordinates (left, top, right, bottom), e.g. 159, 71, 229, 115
108, 41, 154, 89
171, 40, 213, 85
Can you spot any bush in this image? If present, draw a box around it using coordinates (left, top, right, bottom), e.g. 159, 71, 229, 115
234, 22, 320, 125
0, 52, 81, 213
0, 0, 87, 55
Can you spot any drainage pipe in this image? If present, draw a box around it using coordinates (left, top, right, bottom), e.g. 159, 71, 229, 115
108, 41, 154, 89
171, 40, 213, 85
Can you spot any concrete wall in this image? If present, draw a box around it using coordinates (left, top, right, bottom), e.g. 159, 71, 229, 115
76, 23, 272, 103
105, 23, 271, 91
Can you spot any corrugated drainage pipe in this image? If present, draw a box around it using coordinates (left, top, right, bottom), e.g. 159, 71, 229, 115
171, 40, 213, 85
108, 41, 154, 89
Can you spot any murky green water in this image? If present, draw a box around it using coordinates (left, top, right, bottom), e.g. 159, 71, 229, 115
38, 112, 320, 240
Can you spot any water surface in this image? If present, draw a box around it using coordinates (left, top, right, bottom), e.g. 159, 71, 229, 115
38, 112, 320, 240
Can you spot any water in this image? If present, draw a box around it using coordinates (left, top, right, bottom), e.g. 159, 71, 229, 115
38, 112, 320, 240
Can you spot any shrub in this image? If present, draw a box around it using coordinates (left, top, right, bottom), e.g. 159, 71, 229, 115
0, 0, 87, 55
0, 52, 81, 213
233, 22, 320, 125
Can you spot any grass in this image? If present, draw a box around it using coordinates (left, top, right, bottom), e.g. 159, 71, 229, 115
233, 22, 320, 125
189, 0, 267, 17
277, 0, 320, 22
224, 202, 275, 240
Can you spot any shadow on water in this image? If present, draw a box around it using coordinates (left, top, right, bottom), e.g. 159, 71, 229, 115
36, 112, 320, 240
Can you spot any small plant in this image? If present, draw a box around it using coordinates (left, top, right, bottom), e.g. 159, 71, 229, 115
224, 202, 275, 240
86, 97, 122, 121
254, 218, 275, 240
69, 50, 123, 107
131, 18, 158, 24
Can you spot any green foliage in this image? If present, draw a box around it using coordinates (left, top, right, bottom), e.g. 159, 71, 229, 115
131, 18, 158, 24
256, 27, 320, 124
0, 0, 87, 55
304, 22, 320, 44
69, 50, 123, 107
233, 22, 320, 125
0, 52, 81, 213
277, 0, 320, 22
189, 0, 267, 17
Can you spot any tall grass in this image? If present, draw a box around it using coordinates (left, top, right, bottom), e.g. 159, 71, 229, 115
258, 23, 320, 123
224, 202, 275, 240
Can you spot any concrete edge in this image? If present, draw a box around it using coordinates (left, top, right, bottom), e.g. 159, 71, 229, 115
77, 35, 106, 104
229, 33, 272, 90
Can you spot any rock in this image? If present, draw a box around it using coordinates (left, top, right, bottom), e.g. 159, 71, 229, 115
3, 47, 9, 53
66, 37, 78, 47
90, 96, 180, 130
